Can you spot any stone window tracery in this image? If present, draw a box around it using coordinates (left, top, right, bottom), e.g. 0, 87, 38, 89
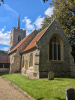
49, 36, 61, 60
22, 56, 24, 68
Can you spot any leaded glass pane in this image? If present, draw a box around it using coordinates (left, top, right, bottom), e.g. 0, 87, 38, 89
58, 44, 61, 60
54, 44, 57, 60
54, 37, 56, 43
49, 43, 52, 60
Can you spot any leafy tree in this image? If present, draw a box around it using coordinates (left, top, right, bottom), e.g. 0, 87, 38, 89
0, 0, 4, 6
50, 0, 75, 35
68, 29, 75, 62
40, 0, 75, 35
0, 50, 7, 54
38, 16, 53, 32
43, 0, 49, 3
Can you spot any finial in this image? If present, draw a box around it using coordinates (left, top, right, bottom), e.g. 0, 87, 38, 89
17, 14, 20, 29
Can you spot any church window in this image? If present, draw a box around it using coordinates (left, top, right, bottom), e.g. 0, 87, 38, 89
18, 36, 21, 42
49, 36, 61, 60
30, 53, 33, 67
22, 56, 24, 68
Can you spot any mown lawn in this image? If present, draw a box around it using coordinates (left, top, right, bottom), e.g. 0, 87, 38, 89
0, 73, 75, 100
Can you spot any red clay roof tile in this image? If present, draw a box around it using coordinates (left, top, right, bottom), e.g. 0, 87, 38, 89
0, 54, 9, 63
22, 27, 48, 53
8, 30, 37, 54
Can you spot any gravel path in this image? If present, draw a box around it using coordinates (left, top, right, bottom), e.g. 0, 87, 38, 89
0, 77, 35, 100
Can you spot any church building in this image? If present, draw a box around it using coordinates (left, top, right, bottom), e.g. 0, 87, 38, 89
8, 15, 75, 79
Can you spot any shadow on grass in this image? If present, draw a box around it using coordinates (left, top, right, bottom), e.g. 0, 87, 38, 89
55, 78, 64, 81
55, 76, 75, 80
0, 72, 9, 76
55, 97, 65, 100
37, 98, 44, 100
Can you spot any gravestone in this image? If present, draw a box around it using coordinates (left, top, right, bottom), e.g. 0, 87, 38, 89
48, 71, 55, 80
65, 88, 75, 100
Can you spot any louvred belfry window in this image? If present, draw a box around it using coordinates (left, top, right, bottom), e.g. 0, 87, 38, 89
18, 36, 21, 42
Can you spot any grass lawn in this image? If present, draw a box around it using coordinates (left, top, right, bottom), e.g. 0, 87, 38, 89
0, 73, 75, 100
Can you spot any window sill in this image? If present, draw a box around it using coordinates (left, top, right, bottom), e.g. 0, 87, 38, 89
28, 66, 33, 70
50, 60, 64, 63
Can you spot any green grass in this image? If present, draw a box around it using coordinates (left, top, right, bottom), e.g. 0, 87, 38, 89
0, 73, 75, 100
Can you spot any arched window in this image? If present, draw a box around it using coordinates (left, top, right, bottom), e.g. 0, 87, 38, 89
18, 36, 21, 42
30, 53, 33, 67
22, 56, 24, 68
49, 36, 61, 60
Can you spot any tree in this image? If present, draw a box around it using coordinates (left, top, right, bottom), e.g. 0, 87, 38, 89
43, 0, 48, 3
38, 16, 53, 32
0, 50, 7, 54
41, 0, 75, 35
68, 28, 75, 63
49, 0, 75, 35
0, 0, 4, 6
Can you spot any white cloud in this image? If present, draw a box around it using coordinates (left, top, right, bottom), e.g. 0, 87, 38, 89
22, 6, 54, 35
1, 47, 9, 51
3, 4, 18, 15
22, 17, 35, 31
22, 16, 44, 35
44, 7, 54, 17
1, 26, 6, 32
0, 27, 10, 46
40, 0, 43, 4
34, 15, 44, 29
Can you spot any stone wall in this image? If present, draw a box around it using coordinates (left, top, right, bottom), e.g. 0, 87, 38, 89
9, 51, 21, 73
21, 48, 40, 79
9, 30, 38, 74
37, 18, 71, 78
70, 49, 75, 76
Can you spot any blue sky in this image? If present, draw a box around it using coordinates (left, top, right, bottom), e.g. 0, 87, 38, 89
0, 0, 54, 51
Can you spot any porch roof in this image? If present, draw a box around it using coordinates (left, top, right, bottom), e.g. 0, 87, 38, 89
0, 54, 9, 63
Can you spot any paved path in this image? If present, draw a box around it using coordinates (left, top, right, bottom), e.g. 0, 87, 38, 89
0, 77, 35, 100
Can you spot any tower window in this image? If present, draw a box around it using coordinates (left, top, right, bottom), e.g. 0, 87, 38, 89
49, 36, 61, 60
18, 36, 21, 42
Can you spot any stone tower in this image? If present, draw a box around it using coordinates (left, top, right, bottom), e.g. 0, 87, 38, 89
10, 15, 26, 51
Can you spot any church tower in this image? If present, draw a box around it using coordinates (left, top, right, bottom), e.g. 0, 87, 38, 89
10, 15, 26, 51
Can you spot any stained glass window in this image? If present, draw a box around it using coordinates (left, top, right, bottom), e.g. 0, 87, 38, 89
49, 36, 61, 60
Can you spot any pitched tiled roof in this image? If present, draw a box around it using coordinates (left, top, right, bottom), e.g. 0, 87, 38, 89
22, 27, 48, 53
8, 30, 37, 55
0, 54, 9, 63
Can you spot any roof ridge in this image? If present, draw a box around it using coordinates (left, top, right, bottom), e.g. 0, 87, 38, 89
22, 27, 48, 53
36, 27, 48, 43
36, 18, 57, 43
8, 29, 37, 54
16, 29, 36, 49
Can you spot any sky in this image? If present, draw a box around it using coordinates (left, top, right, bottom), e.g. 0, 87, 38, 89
0, 0, 54, 51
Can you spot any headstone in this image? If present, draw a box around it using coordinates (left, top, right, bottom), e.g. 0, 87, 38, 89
65, 88, 75, 100
48, 71, 55, 80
